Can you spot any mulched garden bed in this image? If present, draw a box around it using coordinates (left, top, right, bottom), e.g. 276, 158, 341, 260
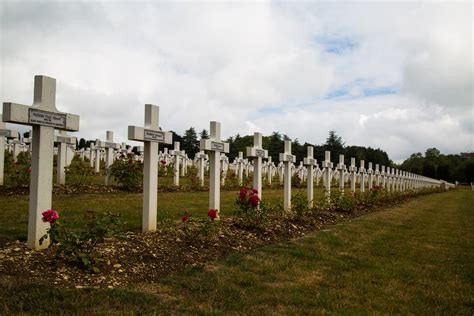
0, 205, 380, 289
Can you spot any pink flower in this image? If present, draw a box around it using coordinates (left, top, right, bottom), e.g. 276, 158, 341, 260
207, 209, 218, 221
160, 160, 167, 165
239, 187, 248, 198
26, 167, 32, 174
181, 213, 189, 222
249, 194, 260, 208
42, 209, 59, 224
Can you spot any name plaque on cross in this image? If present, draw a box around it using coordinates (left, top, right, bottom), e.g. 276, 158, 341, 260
105, 142, 116, 149
304, 158, 316, 165
29, 108, 67, 128
0, 130, 11, 137
56, 136, 71, 143
144, 129, 165, 142
255, 149, 266, 157
286, 154, 294, 161
211, 141, 225, 151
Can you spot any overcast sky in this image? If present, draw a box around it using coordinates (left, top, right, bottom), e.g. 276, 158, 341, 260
1, 0, 472, 162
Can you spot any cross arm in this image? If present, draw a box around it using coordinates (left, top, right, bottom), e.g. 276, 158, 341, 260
128, 125, 172, 144
3, 102, 79, 131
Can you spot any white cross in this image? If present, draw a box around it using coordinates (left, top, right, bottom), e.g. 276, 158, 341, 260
54, 130, 76, 185
322, 151, 334, 201
303, 146, 317, 207
200, 121, 229, 215
0, 114, 19, 185
337, 154, 346, 197
170, 141, 185, 186
246, 132, 268, 200
2, 75, 79, 249
96, 131, 120, 185
359, 160, 366, 193
128, 104, 172, 232
279, 140, 296, 210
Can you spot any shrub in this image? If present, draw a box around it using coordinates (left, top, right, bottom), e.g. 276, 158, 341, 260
40, 209, 124, 273
108, 154, 143, 190
234, 187, 268, 229
65, 156, 95, 185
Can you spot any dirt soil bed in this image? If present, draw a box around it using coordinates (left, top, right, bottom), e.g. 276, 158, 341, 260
0, 205, 381, 289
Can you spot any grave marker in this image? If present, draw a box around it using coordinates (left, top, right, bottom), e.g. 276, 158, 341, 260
279, 140, 296, 210
337, 154, 346, 198
0, 115, 19, 185
2, 75, 79, 249
200, 121, 229, 216
54, 130, 76, 185
359, 160, 366, 193
128, 104, 172, 232
170, 141, 185, 186
246, 132, 268, 199
323, 151, 334, 201
303, 146, 317, 207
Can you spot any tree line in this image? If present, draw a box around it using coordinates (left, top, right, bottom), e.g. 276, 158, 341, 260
73, 128, 473, 184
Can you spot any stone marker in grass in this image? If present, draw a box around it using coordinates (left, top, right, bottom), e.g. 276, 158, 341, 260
303, 146, 317, 207
200, 121, 229, 217
323, 151, 334, 202
170, 141, 185, 186
54, 130, 76, 185
3, 75, 80, 249
337, 154, 346, 198
96, 131, 120, 185
359, 160, 366, 193
246, 132, 268, 200
0, 114, 19, 185
128, 104, 172, 232
279, 140, 295, 210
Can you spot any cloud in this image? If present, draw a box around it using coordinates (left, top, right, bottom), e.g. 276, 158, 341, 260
0, 1, 472, 162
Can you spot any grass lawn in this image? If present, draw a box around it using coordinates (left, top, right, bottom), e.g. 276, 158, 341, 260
0, 186, 314, 245
1, 187, 472, 314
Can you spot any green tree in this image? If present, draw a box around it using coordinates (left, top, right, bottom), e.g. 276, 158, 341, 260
199, 129, 209, 139
182, 127, 199, 158
78, 138, 87, 149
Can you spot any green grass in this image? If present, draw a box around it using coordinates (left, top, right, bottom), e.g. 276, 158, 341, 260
0, 186, 315, 245
1, 188, 472, 314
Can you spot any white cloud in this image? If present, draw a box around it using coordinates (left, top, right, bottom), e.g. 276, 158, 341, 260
0, 0, 472, 163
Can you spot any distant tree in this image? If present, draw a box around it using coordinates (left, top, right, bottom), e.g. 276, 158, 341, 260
422, 160, 437, 178
199, 129, 210, 140
324, 131, 344, 162
267, 132, 284, 162
23, 131, 30, 138
78, 138, 87, 149
182, 127, 199, 158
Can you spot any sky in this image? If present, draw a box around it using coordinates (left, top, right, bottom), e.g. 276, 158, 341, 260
0, 0, 472, 163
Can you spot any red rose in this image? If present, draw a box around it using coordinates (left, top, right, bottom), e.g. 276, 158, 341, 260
42, 209, 59, 224
239, 187, 248, 198
207, 209, 218, 220
181, 213, 189, 222
249, 194, 260, 208
250, 188, 258, 195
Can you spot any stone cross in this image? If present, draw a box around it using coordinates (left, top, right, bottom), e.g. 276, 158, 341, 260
196, 151, 208, 187
381, 165, 386, 188
246, 132, 268, 199
236, 151, 245, 186
170, 141, 185, 186
375, 164, 380, 187
89, 143, 95, 168
0, 115, 19, 185
267, 156, 273, 185
279, 140, 296, 210
337, 154, 346, 198
200, 121, 229, 215
359, 160, 366, 193
367, 162, 373, 190
128, 104, 172, 232
349, 157, 357, 193
220, 154, 229, 186
2, 75, 79, 249
303, 146, 317, 207
322, 151, 334, 201
96, 131, 120, 185
54, 130, 76, 185
386, 167, 392, 191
